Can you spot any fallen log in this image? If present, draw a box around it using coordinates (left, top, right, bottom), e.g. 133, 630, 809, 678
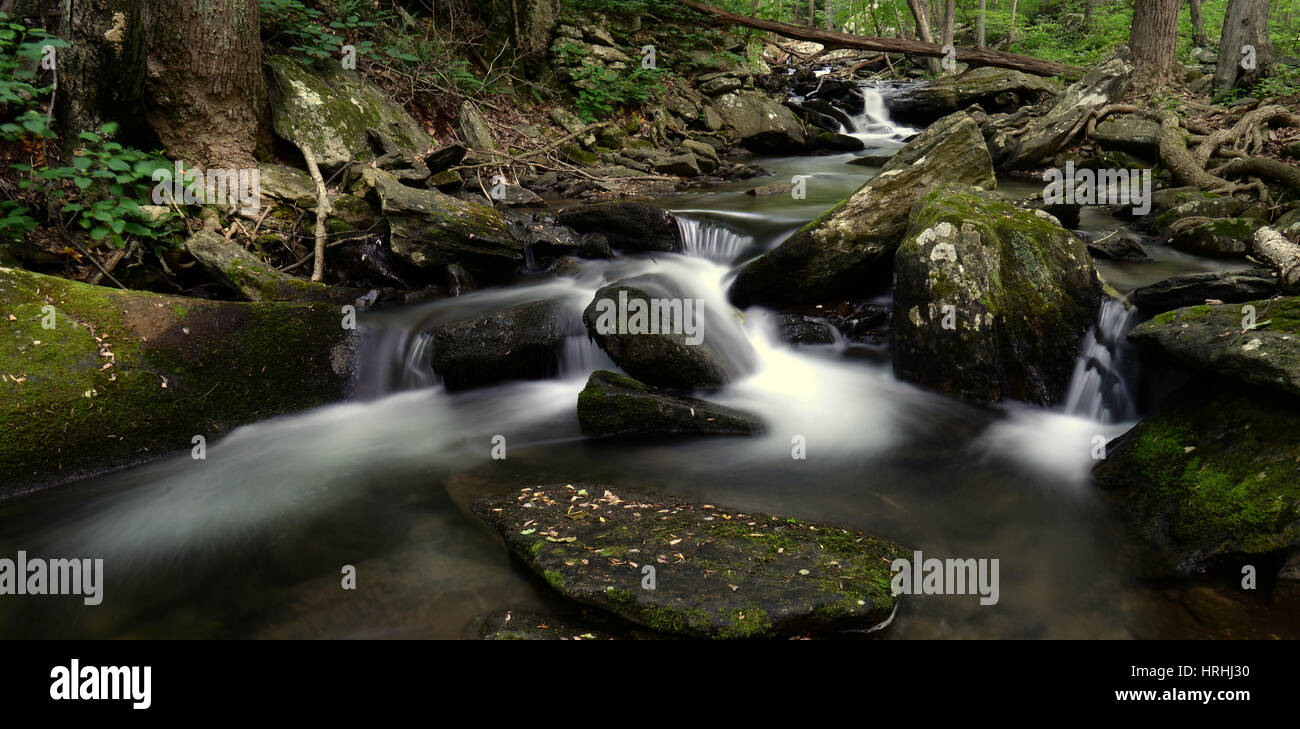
1251, 226, 1300, 293
680, 0, 1080, 78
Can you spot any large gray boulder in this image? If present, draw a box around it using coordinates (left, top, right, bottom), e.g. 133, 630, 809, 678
0, 266, 356, 491
711, 90, 808, 153
892, 187, 1102, 405
266, 56, 431, 169
1092, 114, 1161, 157
1004, 54, 1133, 169
729, 111, 996, 308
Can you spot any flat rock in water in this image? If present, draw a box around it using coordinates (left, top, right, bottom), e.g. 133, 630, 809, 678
471, 486, 906, 638
576, 370, 764, 437
1130, 269, 1278, 312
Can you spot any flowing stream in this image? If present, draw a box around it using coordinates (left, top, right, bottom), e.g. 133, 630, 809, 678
0, 93, 1285, 640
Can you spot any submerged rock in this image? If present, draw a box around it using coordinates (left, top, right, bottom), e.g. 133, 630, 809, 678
1130, 269, 1278, 312
1127, 296, 1300, 399
1093, 381, 1300, 574
1087, 231, 1152, 261
431, 298, 567, 391
470, 486, 906, 638
0, 267, 356, 490
555, 201, 682, 253
729, 111, 996, 308
576, 370, 764, 437
892, 187, 1101, 405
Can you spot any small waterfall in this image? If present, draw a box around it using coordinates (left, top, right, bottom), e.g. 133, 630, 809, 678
674, 214, 752, 263
1063, 298, 1140, 423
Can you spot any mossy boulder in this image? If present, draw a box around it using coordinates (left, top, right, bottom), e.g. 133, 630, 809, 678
357, 168, 522, 278
431, 298, 568, 391
892, 187, 1102, 405
576, 370, 763, 437
1150, 193, 1250, 229
1127, 296, 1300, 399
0, 267, 357, 491
555, 201, 682, 253
729, 111, 996, 308
470, 486, 907, 638
582, 275, 754, 389
1093, 381, 1300, 574
1167, 217, 1265, 258
265, 55, 431, 169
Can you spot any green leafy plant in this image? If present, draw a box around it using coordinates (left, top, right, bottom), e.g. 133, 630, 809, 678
12, 123, 177, 248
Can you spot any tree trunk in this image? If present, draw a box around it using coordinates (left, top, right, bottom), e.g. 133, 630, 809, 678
145, 0, 268, 168
1128, 0, 1181, 79
905, 0, 943, 72
976, 0, 986, 47
56, 0, 149, 145
941, 0, 955, 49
1188, 0, 1208, 47
808, 0, 815, 26
682, 0, 1079, 76
1214, 0, 1273, 93
1006, 0, 1018, 45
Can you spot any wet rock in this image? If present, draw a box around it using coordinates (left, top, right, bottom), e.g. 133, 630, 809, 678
777, 314, 836, 344
470, 485, 907, 638
892, 187, 1102, 405
746, 184, 794, 197
729, 111, 996, 307
581, 275, 753, 388
577, 370, 764, 437
555, 201, 682, 253
1087, 231, 1152, 261
1150, 191, 1251, 229
0, 266, 357, 490
445, 263, 475, 296
1168, 218, 1265, 258
1127, 296, 1300, 399
1093, 381, 1300, 574
815, 131, 866, 151
431, 298, 566, 391
1130, 269, 1278, 312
